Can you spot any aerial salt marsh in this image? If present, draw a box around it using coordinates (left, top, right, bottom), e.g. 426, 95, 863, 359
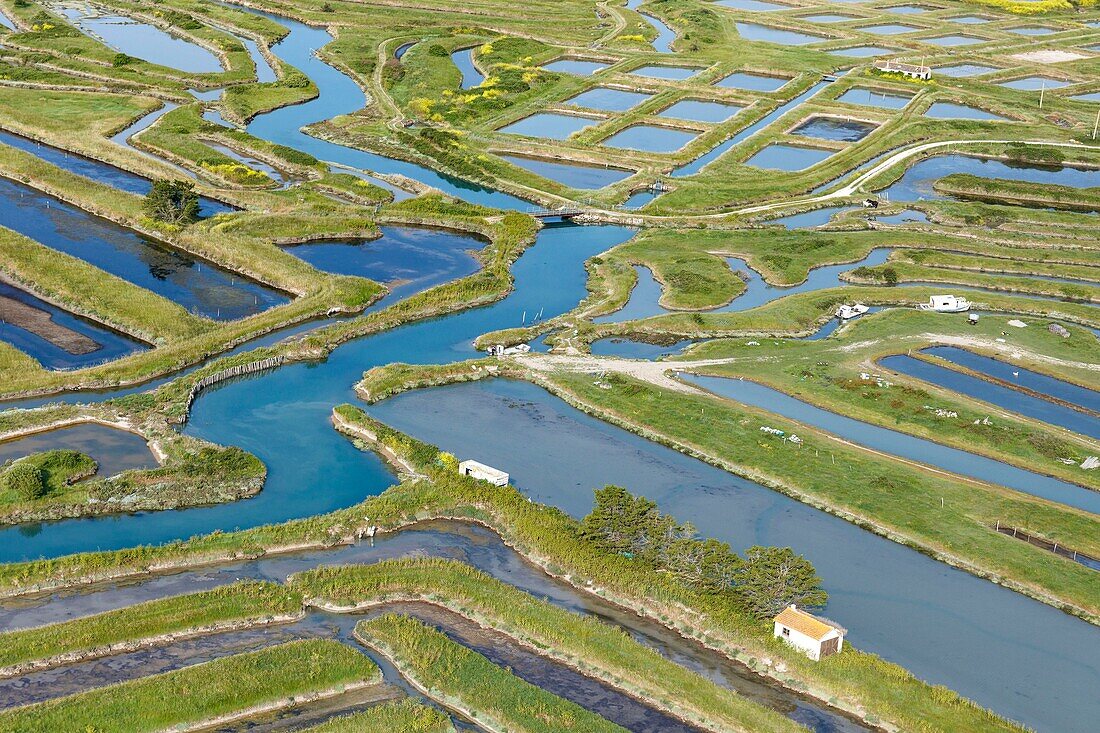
1, 0, 1099, 730
0, 422, 155, 478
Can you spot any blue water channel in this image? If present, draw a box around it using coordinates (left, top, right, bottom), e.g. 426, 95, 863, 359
627, 0, 677, 53
57, 7, 223, 74
451, 48, 484, 90
0, 282, 145, 369
880, 355, 1100, 439
923, 346, 1100, 413
0, 176, 285, 321
0, 130, 233, 218
881, 154, 1100, 201
371, 378, 1100, 733
595, 248, 893, 323
501, 154, 633, 189
0, 4, 1097, 732
685, 374, 1100, 513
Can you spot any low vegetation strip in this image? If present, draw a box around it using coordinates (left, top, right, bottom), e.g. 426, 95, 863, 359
0, 580, 303, 676
299, 701, 454, 733
0, 638, 379, 732
355, 613, 628, 733
295, 558, 801, 733
934, 175, 1100, 213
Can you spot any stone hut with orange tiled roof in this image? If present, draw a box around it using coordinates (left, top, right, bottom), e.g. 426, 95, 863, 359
773, 605, 846, 661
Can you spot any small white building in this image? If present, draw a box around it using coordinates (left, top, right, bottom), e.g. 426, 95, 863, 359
458, 460, 509, 486
773, 605, 846, 661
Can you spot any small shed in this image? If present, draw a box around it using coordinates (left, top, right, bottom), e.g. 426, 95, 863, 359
458, 460, 509, 486
773, 605, 846, 661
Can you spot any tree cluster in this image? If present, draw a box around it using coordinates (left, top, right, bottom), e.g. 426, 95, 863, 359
143, 180, 199, 225
580, 485, 827, 618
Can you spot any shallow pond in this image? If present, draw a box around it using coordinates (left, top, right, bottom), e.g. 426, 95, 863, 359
736, 22, 828, 45
744, 143, 834, 170
0, 422, 155, 478
880, 355, 1100, 439
58, 6, 223, 74
999, 76, 1069, 91
499, 113, 598, 140
791, 117, 877, 142
686, 374, 1100, 514
858, 23, 921, 34
0, 282, 145, 370
1071, 91, 1100, 103
923, 102, 1008, 120
542, 59, 608, 75
602, 125, 699, 153
658, 99, 742, 122
715, 71, 791, 92
802, 14, 859, 23
1008, 26, 1056, 35
629, 64, 700, 80
283, 226, 486, 302
886, 4, 933, 12
502, 154, 633, 189
936, 63, 998, 77
922, 34, 985, 46
835, 87, 912, 109
565, 87, 652, 111
590, 337, 697, 359
950, 15, 991, 24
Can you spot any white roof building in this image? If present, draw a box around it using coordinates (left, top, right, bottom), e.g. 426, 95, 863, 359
458, 460, 509, 486
774, 605, 847, 661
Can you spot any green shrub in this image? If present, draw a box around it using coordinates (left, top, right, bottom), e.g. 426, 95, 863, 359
1, 463, 45, 501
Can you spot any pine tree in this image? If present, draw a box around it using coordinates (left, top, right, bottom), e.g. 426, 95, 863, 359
735, 546, 828, 618
143, 180, 200, 225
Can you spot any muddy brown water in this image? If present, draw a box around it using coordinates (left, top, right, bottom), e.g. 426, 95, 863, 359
0, 294, 98, 355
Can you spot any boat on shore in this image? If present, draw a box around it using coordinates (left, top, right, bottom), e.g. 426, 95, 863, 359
835, 303, 870, 320
920, 295, 971, 313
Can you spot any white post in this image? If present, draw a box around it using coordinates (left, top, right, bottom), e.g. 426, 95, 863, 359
1039, 81, 1045, 110
1093, 108, 1099, 140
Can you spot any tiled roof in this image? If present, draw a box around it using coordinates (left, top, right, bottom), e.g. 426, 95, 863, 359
775, 606, 843, 641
